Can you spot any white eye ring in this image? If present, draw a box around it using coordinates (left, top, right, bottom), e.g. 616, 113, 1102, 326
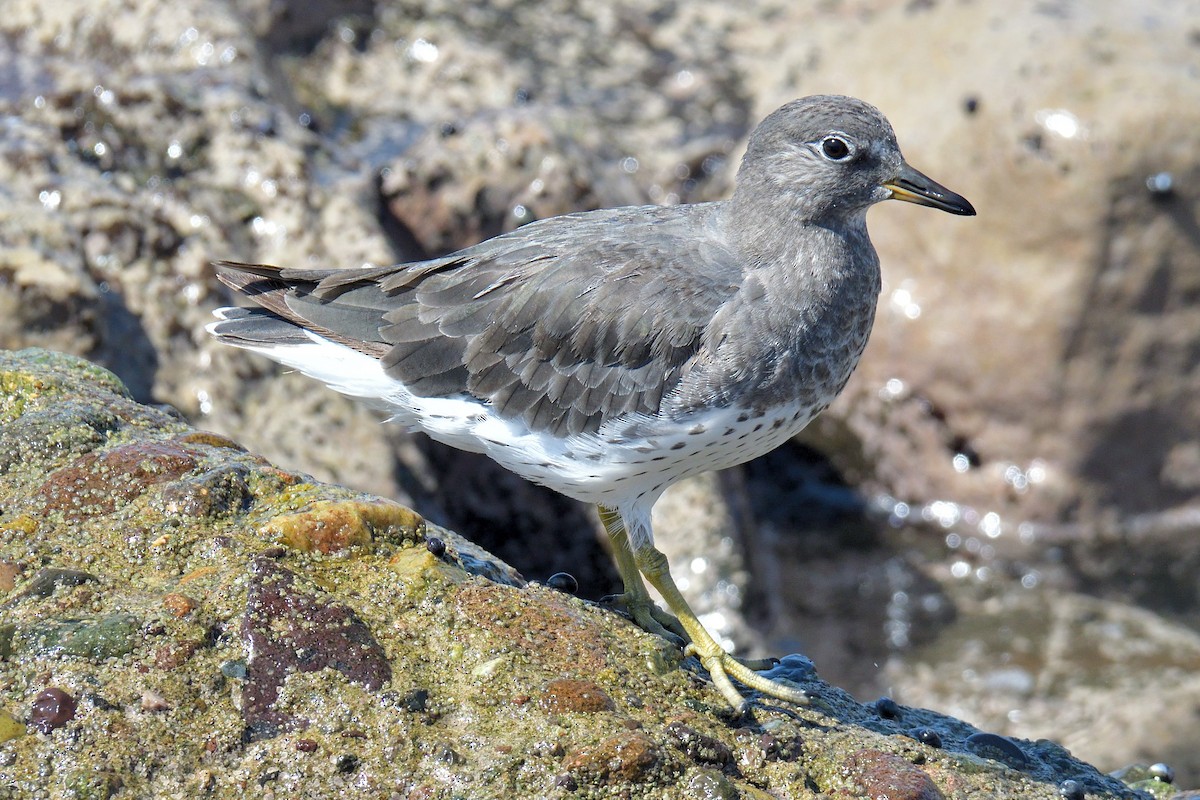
820, 136, 853, 161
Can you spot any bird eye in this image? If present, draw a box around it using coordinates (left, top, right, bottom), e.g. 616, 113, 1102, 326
821, 136, 852, 161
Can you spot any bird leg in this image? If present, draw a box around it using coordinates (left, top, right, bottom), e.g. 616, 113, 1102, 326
633, 543, 810, 712
599, 506, 809, 711
598, 506, 687, 643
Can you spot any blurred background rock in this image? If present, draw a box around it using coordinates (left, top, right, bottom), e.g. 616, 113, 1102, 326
1, 0, 1198, 783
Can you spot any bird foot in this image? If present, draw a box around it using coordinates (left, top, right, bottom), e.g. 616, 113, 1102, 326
601, 593, 689, 646
684, 642, 810, 712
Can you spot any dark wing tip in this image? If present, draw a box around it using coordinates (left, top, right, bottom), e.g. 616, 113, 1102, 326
212, 261, 288, 296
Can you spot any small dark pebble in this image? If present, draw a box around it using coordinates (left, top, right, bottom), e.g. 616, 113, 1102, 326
3, 567, 98, 609
546, 572, 578, 594
259, 546, 286, 559
335, 754, 359, 774
86, 692, 120, 712
30, 688, 77, 734
963, 95, 980, 115
874, 696, 901, 720
1059, 779, 1086, 800
257, 769, 280, 786
555, 773, 577, 790
220, 660, 248, 680
402, 688, 429, 712
296, 738, 318, 753
965, 731, 1028, 769
425, 537, 446, 559
1150, 762, 1175, 784
438, 123, 458, 138
910, 727, 942, 748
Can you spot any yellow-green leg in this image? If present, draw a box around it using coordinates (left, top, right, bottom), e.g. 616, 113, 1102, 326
598, 506, 687, 643
634, 544, 810, 711
599, 505, 809, 712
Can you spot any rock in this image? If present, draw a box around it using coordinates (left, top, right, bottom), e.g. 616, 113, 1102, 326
0, 348, 1155, 797
840, 749, 945, 800
29, 688, 77, 734
241, 557, 392, 740
539, 678, 616, 714
20, 614, 140, 662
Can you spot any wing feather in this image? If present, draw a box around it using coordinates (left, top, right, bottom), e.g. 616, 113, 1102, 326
213, 203, 741, 435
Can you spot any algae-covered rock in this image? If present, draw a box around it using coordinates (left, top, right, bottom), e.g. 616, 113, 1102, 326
20, 614, 139, 661
0, 348, 1152, 798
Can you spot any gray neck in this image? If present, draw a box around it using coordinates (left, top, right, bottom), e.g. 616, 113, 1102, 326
672, 202, 882, 413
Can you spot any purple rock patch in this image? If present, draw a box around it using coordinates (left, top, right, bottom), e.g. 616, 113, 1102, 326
241, 557, 391, 741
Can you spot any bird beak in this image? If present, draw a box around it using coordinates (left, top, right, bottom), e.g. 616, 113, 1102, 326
884, 162, 976, 216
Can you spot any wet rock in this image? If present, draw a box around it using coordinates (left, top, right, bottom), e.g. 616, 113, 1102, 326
454, 583, 608, 674
0, 567, 97, 609
965, 732, 1030, 770
842, 749, 945, 800
22, 613, 139, 661
160, 593, 198, 618
910, 727, 943, 749
0, 561, 22, 593
561, 731, 662, 785
685, 767, 740, 800
539, 678, 615, 714
153, 638, 204, 670
734, 726, 803, 770
0, 711, 24, 742
876, 696, 903, 720
1059, 779, 1086, 800
241, 557, 392, 740
0, 399, 121, 474
37, 441, 198, 520
156, 463, 252, 518
29, 688, 77, 734
264, 498, 423, 554
664, 721, 735, 767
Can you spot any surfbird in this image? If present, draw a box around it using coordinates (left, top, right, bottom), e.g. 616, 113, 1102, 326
208, 94, 975, 712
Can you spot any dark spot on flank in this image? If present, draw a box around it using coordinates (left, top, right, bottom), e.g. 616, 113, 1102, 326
724, 428, 735, 436
670, 442, 686, 450
753, 423, 764, 432
736, 412, 750, 422
652, 456, 666, 462
771, 419, 784, 429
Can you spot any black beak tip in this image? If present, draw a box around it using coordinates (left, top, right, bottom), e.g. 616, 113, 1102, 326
950, 197, 977, 217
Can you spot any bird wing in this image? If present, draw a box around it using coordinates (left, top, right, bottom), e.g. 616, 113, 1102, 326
214, 205, 741, 436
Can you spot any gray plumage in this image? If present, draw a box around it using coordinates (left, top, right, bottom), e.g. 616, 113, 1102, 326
212, 95, 973, 442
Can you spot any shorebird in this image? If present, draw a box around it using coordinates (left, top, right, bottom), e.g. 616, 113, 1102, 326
209, 95, 975, 711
